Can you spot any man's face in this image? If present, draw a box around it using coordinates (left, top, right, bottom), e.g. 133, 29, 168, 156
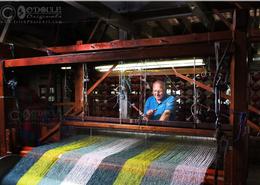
152, 83, 165, 102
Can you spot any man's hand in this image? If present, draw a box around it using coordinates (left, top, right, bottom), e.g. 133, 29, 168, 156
146, 109, 156, 116
143, 109, 156, 121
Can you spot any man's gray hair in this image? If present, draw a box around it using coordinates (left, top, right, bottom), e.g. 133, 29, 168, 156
153, 80, 165, 90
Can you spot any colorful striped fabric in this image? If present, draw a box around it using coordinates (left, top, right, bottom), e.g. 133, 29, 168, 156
17, 136, 103, 185
38, 137, 117, 185
2, 134, 216, 185
1, 135, 87, 185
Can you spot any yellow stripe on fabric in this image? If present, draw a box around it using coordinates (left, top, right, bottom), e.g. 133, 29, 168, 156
17, 136, 104, 185
113, 141, 174, 185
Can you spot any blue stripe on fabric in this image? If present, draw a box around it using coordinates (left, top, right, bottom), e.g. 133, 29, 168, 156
86, 142, 149, 185
1, 135, 86, 185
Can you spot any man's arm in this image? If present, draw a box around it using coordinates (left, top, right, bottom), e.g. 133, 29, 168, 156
159, 110, 171, 121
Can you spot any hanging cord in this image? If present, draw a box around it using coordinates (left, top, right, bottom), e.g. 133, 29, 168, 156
164, 75, 178, 91
192, 57, 199, 127
119, 65, 122, 124
64, 68, 67, 99
85, 64, 90, 117
214, 43, 222, 185
234, 112, 247, 142
213, 40, 232, 185
213, 40, 233, 89
113, 77, 145, 120
142, 62, 149, 137
82, 64, 89, 120
118, 62, 129, 124
138, 66, 143, 125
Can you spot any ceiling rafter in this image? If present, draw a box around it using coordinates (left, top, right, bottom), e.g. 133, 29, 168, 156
213, 9, 233, 30
179, 17, 193, 33
187, 2, 215, 31
66, 2, 136, 36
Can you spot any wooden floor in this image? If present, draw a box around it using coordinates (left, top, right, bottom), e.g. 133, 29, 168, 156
247, 164, 260, 185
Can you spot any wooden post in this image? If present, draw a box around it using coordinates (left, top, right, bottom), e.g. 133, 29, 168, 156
87, 64, 117, 95
0, 61, 6, 156
74, 64, 84, 114
229, 9, 248, 185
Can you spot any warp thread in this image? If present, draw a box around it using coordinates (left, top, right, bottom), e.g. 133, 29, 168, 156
113, 141, 174, 185
38, 136, 117, 185
86, 142, 149, 185
1, 135, 87, 185
60, 138, 140, 185
2, 134, 217, 185
17, 136, 104, 185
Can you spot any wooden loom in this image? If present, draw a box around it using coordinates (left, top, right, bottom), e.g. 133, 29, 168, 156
0, 9, 259, 185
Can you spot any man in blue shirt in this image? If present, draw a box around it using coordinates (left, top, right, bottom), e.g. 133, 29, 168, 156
144, 80, 174, 121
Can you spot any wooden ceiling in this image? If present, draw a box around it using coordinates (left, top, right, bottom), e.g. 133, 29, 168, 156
0, 1, 259, 48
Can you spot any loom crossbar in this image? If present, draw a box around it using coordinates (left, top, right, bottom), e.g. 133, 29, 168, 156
63, 120, 231, 137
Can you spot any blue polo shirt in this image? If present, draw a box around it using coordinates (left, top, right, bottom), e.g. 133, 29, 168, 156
144, 95, 175, 120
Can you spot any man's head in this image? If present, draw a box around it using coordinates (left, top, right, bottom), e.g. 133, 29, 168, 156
152, 80, 165, 102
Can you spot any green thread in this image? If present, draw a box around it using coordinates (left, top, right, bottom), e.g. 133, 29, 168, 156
113, 141, 174, 185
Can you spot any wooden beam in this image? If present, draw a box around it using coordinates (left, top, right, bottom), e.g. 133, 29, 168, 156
232, 2, 251, 10
74, 64, 84, 113
247, 120, 260, 132
155, 21, 171, 35
229, 16, 248, 185
188, 2, 214, 30
63, 121, 216, 137
87, 64, 117, 95
248, 105, 260, 115
0, 43, 47, 59
39, 122, 61, 143
179, 17, 192, 33
4, 43, 228, 68
79, 116, 232, 131
0, 61, 6, 156
66, 2, 134, 34
213, 9, 233, 30
64, 105, 75, 117
87, 19, 102, 43
46, 31, 232, 54
132, 6, 192, 23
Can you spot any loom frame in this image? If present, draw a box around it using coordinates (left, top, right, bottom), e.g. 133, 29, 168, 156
0, 9, 259, 185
